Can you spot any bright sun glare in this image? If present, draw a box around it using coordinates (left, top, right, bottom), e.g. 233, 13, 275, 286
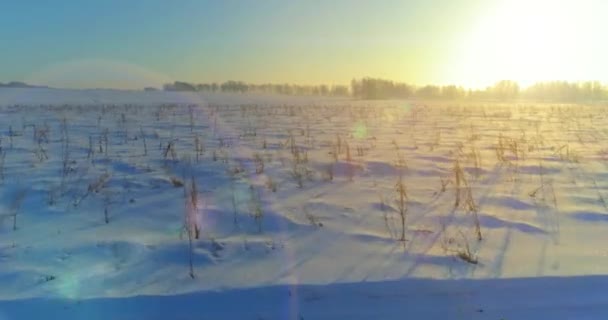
451, 0, 595, 88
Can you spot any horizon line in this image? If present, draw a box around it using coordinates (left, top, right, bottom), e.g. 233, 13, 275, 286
3, 78, 608, 92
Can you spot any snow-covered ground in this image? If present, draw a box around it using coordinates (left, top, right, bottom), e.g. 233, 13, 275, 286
1, 88, 608, 319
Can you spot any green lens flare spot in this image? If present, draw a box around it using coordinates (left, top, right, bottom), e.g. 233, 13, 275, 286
56, 273, 80, 299
353, 122, 368, 139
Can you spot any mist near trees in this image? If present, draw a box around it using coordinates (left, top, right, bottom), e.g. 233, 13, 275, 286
162, 78, 608, 102
163, 81, 349, 97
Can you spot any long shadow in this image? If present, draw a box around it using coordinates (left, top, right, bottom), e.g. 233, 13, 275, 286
2, 275, 608, 320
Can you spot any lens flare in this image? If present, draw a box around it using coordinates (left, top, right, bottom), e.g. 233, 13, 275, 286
353, 122, 368, 139
401, 102, 413, 113
56, 272, 81, 300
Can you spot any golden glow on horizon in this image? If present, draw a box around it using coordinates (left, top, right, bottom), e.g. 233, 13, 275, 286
447, 0, 599, 88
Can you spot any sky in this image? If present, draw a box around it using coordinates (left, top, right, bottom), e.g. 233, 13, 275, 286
1, 0, 606, 89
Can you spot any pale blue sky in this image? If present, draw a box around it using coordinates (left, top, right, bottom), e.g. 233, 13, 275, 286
1, 0, 604, 88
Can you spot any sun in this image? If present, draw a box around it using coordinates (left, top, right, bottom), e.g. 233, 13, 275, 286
449, 0, 593, 88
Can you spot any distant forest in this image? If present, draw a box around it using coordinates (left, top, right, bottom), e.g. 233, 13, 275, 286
162, 78, 608, 102
0, 81, 48, 89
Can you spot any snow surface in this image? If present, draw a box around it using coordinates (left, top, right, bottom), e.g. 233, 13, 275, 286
1, 88, 608, 319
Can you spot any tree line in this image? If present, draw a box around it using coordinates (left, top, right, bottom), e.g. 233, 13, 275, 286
162, 81, 349, 97
350, 78, 607, 101
0, 81, 47, 89
160, 78, 608, 102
